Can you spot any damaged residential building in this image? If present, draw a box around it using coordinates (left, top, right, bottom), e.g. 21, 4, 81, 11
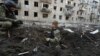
65, 0, 100, 24
1, 0, 100, 25
13, 0, 67, 24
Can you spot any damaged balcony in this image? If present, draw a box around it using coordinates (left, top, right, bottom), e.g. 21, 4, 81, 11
90, 13, 98, 22
40, 0, 52, 4
41, 7, 52, 13
65, 4, 74, 9
78, 15, 85, 20
90, 13, 98, 19
78, 7, 86, 12
65, 10, 73, 17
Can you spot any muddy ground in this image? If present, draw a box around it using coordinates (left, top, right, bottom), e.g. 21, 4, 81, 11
0, 25, 100, 56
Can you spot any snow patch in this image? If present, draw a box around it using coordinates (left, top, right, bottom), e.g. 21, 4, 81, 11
90, 29, 99, 34
64, 28, 74, 33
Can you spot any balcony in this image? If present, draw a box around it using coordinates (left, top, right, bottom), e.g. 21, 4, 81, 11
65, 4, 74, 9
90, 14, 97, 19
65, 10, 73, 16
41, 7, 52, 13
40, 0, 52, 4
79, 7, 86, 12
78, 15, 85, 19
90, 13, 98, 21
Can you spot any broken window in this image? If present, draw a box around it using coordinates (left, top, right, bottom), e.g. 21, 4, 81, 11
60, 7, 63, 11
24, 11, 29, 16
74, 3, 76, 6
34, 12, 38, 17
66, 16, 69, 20
53, 15, 56, 19
24, 0, 29, 5
34, 2, 38, 7
68, 1, 71, 5
59, 15, 62, 20
54, 6, 57, 10
43, 14, 48, 18
80, 12, 83, 15
43, 4, 49, 8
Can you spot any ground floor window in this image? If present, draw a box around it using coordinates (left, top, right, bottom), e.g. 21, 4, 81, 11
24, 11, 29, 16
34, 12, 38, 17
43, 14, 48, 18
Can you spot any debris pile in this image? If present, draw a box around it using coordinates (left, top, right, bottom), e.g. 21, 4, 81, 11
0, 25, 100, 56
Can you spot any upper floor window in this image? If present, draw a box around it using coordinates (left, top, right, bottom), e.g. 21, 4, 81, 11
54, 6, 57, 10
24, 11, 29, 16
59, 15, 62, 20
34, 2, 38, 7
43, 14, 48, 18
34, 12, 38, 17
43, 4, 49, 8
74, 3, 76, 6
53, 15, 56, 19
68, 1, 71, 5
60, 7, 63, 11
24, 0, 29, 5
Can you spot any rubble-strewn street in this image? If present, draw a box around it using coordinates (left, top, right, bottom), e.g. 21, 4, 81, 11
0, 25, 100, 56
1, 0, 100, 56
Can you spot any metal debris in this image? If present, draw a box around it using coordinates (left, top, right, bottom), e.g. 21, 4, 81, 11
21, 38, 28, 43
18, 51, 29, 55
64, 28, 74, 33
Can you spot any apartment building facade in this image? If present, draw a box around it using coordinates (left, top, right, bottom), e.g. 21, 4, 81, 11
13, 0, 67, 24
65, 0, 100, 24
1, 0, 100, 25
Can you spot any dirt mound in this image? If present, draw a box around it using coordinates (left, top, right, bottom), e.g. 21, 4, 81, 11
0, 26, 100, 56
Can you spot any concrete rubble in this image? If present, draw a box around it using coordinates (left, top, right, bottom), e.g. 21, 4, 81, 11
0, 24, 100, 56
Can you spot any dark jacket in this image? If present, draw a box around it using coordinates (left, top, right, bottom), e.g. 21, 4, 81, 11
5, 10, 16, 19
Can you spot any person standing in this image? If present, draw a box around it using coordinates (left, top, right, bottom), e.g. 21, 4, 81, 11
45, 21, 67, 49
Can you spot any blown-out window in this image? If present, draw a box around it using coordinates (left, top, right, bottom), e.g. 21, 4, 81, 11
43, 4, 49, 8
43, 14, 48, 18
25, 0, 29, 5
34, 2, 38, 7
24, 11, 29, 16
34, 12, 38, 17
